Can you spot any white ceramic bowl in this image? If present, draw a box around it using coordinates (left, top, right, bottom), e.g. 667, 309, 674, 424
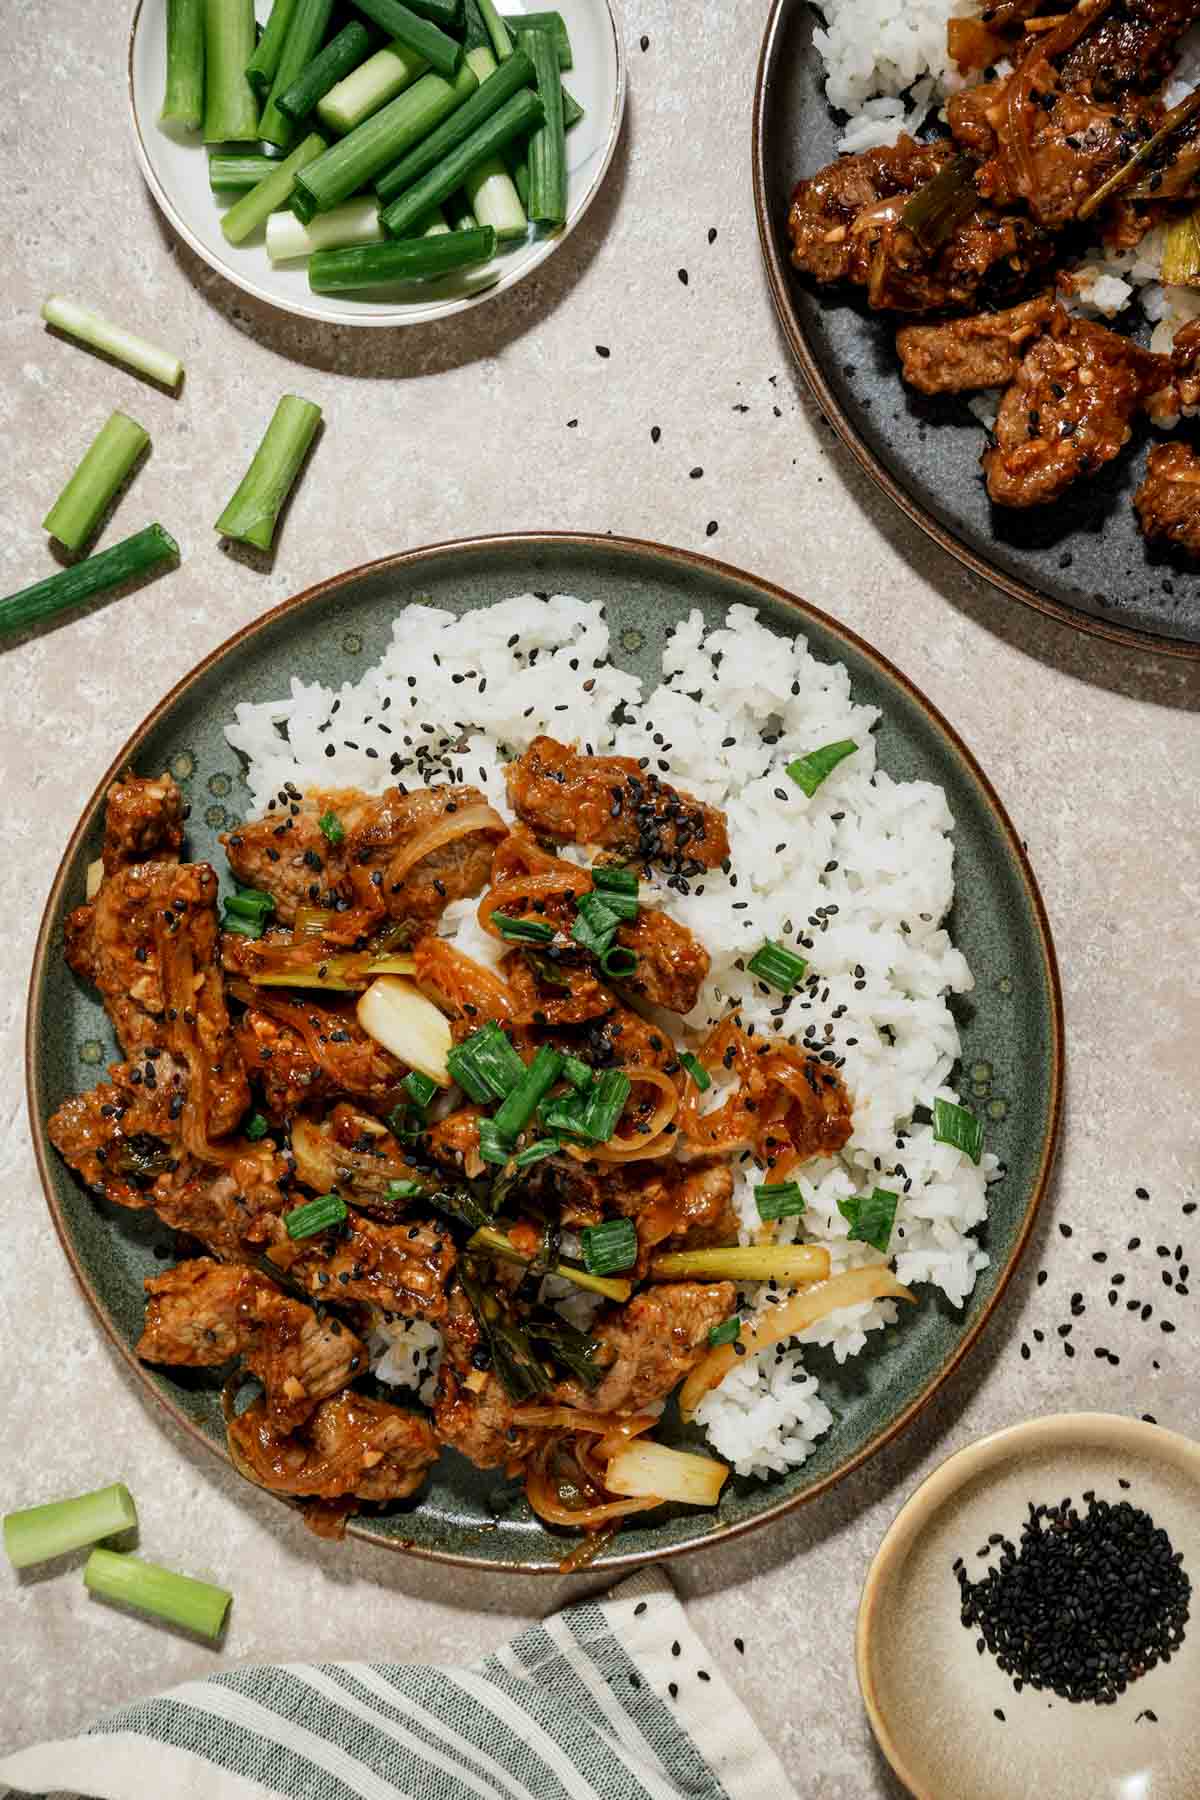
128, 0, 625, 327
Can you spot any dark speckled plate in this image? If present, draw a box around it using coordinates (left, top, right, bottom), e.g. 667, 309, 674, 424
753, 0, 1200, 658
27, 534, 1063, 1573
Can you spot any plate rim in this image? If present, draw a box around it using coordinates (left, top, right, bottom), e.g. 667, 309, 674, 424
750, 0, 1200, 664
26, 529, 1065, 1573
127, 0, 628, 330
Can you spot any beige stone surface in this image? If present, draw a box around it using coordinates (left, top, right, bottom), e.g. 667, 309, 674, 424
1, 3, 1198, 1795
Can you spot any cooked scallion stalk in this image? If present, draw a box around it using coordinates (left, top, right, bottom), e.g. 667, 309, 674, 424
0, 525, 178, 642
4, 1483, 137, 1570
581, 1217, 637, 1276
161, 0, 205, 129
900, 155, 976, 253
374, 45, 532, 204
295, 65, 477, 219
932, 1097, 984, 1164
266, 195, 385, 260
85, 1548, 231, 1640
215, 393, 321, 550
277, 22, 373, 123
786, 738, 858, 797
1078, 88, 1200, 223
203, 0, 260, 141
491, 911, 555, 943
605, 1441, 727, 1507
561, 1053, 592, 1093
43, 412, 149, 552
754, 1180, 806, 1222
318, 41, 428, 134
357, 976, 452, 1082
599, 944, 638, 980
517, 23, 565, 227
837, 1187, 899, 1254
308, 224, 496, 289
42, 296, 183, 389
746, 939, 807, 992
285, 1190, 347, 1237
350, 0, 463, 78
1160, 207, 1200, 286
446, 1019, 526, 1100
221, 132, 326, 244
514, 9, 571, 68
378, 88, 541, 237
493, 1044, 564, 1138
258, 0, 334, 147
403, 1068, 439, 1109
245, 0, 299, 95
477, 1116, 514, 1164
210, 153, 278, 193
678, 1051, 710, 1092
469, 1227, 634, 1301
651, 1245, 831, 1284
513, 1137, 560, 1167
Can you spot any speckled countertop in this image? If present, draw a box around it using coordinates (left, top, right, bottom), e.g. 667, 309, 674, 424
1, 4, 1198, 1795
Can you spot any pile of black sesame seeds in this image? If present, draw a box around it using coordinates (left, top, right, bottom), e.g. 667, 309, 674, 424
955, 1492, 1190, 1706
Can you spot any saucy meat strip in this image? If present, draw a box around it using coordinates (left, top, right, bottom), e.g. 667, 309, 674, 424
228, 1391, 438, 1505
506, 736, 729, 872
556, 1282, 736, 1414
138, 1259, 364, 1429
897, 296, 1055, 394
1134, 441, 1200, 552
100, 771, 185, 877
48, 1059, 188, 1212
288, 1106, 424, 1207
282, 1214, 457, 1321
431, 1284, 546, 1470
235, 996, 406, 1117
1059, 0, 1200, 96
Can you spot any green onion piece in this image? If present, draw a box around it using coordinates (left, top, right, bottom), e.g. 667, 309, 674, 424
933, 1097, 984, 1165
403, 1069, 439, 1109
258, 0, 335, 147
43, 411, 150, 553
561, 1053, 592, 1093
317, 41, 429, 135
308, 226, 496, 287
539, 1092, 590, 1139
899, 155, 977, 253
85, 1548, 231, 1641
477, 1117, 514, 1166
561, 83, 583, 129
221, 913, 265, 940
477, 0, 514, 58
592, 889, 638, 922
747, 939, 807, 993
679, 1051, 711, 1092
707, 1316, 741, 1349
837, 1187, 899, 1255
490, 911, 555, 944
514, 1137, 560, 1167
161, 0, 206, 129
517, 22, 565, 227
386, 1102, 426, 1140
349, 0, 463, 78
581, 1217, 637, 1276
755, 1180, 806, 1222
42, 296, 183, 389
445, 1044, 494, 1104
572, 890, 620, 956
4, 1483, 137, 1570
223, 887, 276, 921
0, 524, 179, 643
493, 1044, 564, 1138
580, 1068, 631, 1142
600, 945, 638, 980
318, 809, 344, 845
215, 394, 321, 552
284, 1191, 347, 1238
464, 1020, 527, 1099
514, 9, 571, 67
373, 46, 533, 203
203, 0, 260, 142
276, 22, 373, 123
245, 0, 299, 95
220, 130, 327, 244
591, 866, 638, 898
786, 739, 859, 798
209, 152, 279, 194
244, 1111, 270, 1141
377, 89, 540, 238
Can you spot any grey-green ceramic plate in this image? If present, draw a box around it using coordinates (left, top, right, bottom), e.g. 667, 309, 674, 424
27, 534, 1063, 1573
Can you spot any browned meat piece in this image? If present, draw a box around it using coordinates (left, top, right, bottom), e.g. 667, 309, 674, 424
500, 956, 679, 1073
558, 1282, 735, 1415
48, 1059, 188, 1212
1060, 0, 1200, 96
431, 1286, 546, 1470
228, 1390, 438, 1507
289, 1106, 423, 1208
615, 910, 709, 1015
1134, 441, 1200, 552
983, 308, 1169, 506
897, 297, 1055, 395
138, 1259, 364, 1429
788, 137, 955, 286
285, 1214, 457, 1321
1143, 318, 1200, 424
506, 737, 729, 872
65, 860, 248, 1146
425, 1105, 484, 1179
960, 81, 1162, 226
223, 785, 505, 933
235, 997, 405, 1117
100, 772, 184, 877
153, 1146, 294, 1261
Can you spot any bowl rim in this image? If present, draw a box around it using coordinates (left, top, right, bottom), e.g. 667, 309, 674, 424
856, 1410, 1200, 1797
750, 0, 1200, 663
127, 0, 628, 330
26, 529, 1065, 1573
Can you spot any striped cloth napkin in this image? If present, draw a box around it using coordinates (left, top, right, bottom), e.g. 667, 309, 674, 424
0, 1566, 796, 1800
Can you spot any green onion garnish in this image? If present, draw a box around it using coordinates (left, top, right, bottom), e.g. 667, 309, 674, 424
447, 1020, 527, 1103
539, 1092, 591, 1139
600, 944, 639, 980
490, 911, 556, 944
243, 1111, 269, 1142
221, 914, 266, 940
514, 1137, 561, 1167
580, 1068, 631, 1142
591, 866, 638, 898
444, 1044, 494, 1104
747, 940, 808, 992
837, 1187, 899, 1254
679, 1051, 711, 1091
386, 1102, 426, 1141
84, 1547, 231, 1641
4, 1482, 137, 1570
933, 1097, 985, 1165
786, 739, 859, 798
284, 1191, 347, 1239
590, 887, 638, 921
318, 809, 344, 846
755, 1180, 806, 1222
581, 1217, 637, 1276
707, 1316, 741, 1349
561, 1053, 593, 1092
223, 887, 276, 921
386, 1178, 427, 1201
493, 1044, 564, 1139
572, 890, 621, 956
403, 1069, 439, 1110
477, 1117, 514, 1166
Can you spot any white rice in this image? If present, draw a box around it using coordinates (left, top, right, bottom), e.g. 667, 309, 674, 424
226, 596, 994, 1481
812, 0, 982, 151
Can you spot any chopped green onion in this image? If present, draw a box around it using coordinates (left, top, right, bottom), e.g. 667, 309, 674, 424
517, 22, 565, 228
221, 913, 266, 940
561, 83, 583, 129
755, 1180, 806, 1222
707, 1316, 741, 1349
491, 911, 555, 944
4, 1483, 137, 1570
539, 1094, 589, 1139
161, 0, 205, 130
223, 887, 276, 921
679, 1051, 711, 1092
284, 1191, 347, 1238
591, 866, 638, 898
266, 196, 386, 263
202, 0, 260, 142
472, 1020, 529, 1097
215, 394, 321, 552
747, 940, 807, 993
258, 0, 335, 147
493, 1044, 564, 1139
245, 0, 299, 96
592, 889, 638, 922
386, 1102, 426, 1140
276, 22, 373, 124
581, 1217, 637, 1276
899, 155, 977, 253
600, 944, 638, 980
477, 0, 514, 59
85, 1548, 231, 1641
377, 89, 541, 239
580, 1068, 631, 1142
308, 224, 497, 287
0, 523, 179, 637
786, 739, 859, 799
349, 0, 463, 78
318, 809, 344, 845
515, 9, 571, 67
244, 1111, 270, 1141
220, 131, 327, 244
514, 1137, 560, 1167
933, 1098, 984, 1165
477, 1116, 514, 1166
374, 45, 533, 204
572, 890, 620, 956
561, 1053, 592, 1093
209, 152, 279, 194
445, 1044, 494, 1104
42, 296, 183, 389
317, 41, 429, 135
42, 411, 150, 553
385, 1177, 427, 1200
296, 65, 477, 221
837, 1188, 899, 1255
403, 1069, 439, 1109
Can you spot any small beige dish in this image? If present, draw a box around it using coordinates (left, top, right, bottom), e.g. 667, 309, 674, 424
858, 1414, 1200, 1800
